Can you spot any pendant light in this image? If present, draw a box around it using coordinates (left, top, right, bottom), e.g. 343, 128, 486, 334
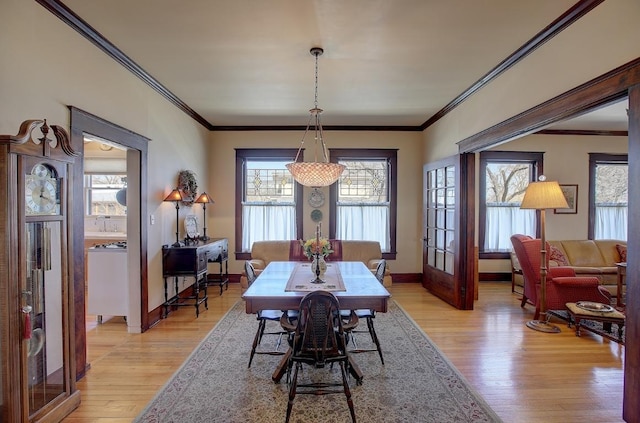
286, 47, 345, 187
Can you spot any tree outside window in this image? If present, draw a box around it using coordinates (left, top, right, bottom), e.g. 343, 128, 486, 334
589, 154, 628, 240
84, 174, 127, 216
479, 151, 542, 255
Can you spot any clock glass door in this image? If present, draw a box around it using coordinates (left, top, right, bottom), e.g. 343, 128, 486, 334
24, 220, 66, 416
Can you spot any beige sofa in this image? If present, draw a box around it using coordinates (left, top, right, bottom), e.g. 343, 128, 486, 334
240, 239, 392, 291
512, 239, 626, 297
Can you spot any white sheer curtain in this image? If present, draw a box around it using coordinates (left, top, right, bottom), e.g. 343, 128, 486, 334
484, 204, 536, 251
595, 205, 627, 240
242, 204, 296, 251
336, 205, 389, 251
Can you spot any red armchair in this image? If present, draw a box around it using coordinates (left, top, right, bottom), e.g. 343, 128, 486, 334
510, 234, 611, 320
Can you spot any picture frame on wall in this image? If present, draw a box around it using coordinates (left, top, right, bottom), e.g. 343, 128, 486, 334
555, 184, 578, 214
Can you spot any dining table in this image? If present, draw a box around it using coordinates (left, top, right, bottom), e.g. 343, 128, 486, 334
242, 260, 391, 383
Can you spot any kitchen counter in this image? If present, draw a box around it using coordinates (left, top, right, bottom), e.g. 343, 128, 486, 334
84, 231, 127, 241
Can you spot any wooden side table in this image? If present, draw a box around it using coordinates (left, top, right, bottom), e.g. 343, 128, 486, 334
566, 302, 625, 343
616, 262, 627, 306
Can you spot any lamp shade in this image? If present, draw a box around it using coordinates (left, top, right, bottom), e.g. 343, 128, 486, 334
163, 188, 184, 202
286, 162, 346, 187
194, 192, 213, 204
520, 181, 569, 210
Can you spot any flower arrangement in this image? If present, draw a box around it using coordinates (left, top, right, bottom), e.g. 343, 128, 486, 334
300, 237, 333, 259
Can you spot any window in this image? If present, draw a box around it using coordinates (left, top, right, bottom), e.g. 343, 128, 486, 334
479, 151, 542, 256
589, 154, 628, 240
329, 149, 397, 259
235, 149, 303, 258
84, 174, 127, 216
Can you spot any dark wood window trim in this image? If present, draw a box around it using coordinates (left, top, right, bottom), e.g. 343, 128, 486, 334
587, 153, 628, 240
234, 148, 303, 260
479, 151, 543, 259
328, 148, 398, 260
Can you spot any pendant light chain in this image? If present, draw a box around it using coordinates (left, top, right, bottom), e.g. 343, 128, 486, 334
286, 47, 345, 187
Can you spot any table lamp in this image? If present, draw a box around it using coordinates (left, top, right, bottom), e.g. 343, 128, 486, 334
520, 176, 569, 333
194, 192, 214, 241
164, 188, 185, 247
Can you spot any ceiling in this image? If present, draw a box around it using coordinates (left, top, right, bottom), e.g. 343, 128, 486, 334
58, 0, 628, 132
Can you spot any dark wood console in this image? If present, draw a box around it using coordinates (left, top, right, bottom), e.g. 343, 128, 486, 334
161, 237, 228, 317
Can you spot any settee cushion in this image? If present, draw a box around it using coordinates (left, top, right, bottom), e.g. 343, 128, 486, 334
616, 244, 627, 262
549, 245, 569, 266
555, 240, 605, 267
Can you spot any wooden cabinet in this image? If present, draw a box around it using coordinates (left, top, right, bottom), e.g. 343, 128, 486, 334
1, 120, 80, 421
161, 238, 228, 318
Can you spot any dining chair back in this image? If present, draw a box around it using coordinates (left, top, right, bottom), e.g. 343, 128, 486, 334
284, 290, 356, 423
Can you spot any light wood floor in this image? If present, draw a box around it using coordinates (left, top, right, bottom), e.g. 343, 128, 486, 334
64, 282, 625, 423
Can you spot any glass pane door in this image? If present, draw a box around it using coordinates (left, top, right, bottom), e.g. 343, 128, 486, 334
25, 221, 66, 415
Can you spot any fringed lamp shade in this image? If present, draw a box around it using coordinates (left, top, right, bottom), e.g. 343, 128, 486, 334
286, 162, 345, 187
520, 181, 569, 210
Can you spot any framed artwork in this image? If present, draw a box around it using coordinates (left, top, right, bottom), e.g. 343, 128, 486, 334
555, 184, 578, 214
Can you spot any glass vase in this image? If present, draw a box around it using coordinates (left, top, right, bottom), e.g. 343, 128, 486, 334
311, 255, 327, 277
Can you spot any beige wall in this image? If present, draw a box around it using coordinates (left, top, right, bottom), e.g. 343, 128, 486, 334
207, 131, 424, 276
1, 0, 211, 312
416, 0, 638, 274
480, 133, 628, 273
422, 0, 640, 162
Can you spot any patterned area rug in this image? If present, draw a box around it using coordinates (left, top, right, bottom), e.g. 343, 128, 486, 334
134, 300, 501, 422
548, 309, 625, 344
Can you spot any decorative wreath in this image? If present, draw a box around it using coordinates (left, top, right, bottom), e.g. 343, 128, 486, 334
177, 170, 198, 206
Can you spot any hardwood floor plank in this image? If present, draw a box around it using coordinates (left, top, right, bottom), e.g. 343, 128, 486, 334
63, 282, 624, 422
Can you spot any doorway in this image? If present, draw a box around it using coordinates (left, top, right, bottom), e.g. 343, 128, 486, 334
69, 106, 149, 379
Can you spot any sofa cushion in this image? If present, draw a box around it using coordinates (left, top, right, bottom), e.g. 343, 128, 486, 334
594, 239, 626, 265
555, 240, 607, 267
616, 243, 627, 262
549, 245, 569, 266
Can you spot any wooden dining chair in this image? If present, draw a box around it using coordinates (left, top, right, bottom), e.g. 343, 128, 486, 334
280, 290, 357, 423
246, 261, 290, 368
341, 259, 386, 364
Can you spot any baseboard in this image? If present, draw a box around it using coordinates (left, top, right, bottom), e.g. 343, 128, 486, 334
479, 272, 511, 282
391, 273, 422, 283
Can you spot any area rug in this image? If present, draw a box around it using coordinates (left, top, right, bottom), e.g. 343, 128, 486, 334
548, 309, 625, 344
134, 300, 502, 422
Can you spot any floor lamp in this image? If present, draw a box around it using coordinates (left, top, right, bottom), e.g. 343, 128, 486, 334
194, 192, 213, 241
164, 188, 185, 247
520, 176, 569, 333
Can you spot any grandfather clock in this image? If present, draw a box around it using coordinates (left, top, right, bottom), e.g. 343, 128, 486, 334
0, 120, 80, 421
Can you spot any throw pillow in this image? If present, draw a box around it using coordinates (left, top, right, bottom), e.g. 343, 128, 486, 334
549, 245, 569, 266
616, 244, 627, 263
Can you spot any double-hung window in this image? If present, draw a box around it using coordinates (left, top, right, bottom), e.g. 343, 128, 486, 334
329, 149, 397, 258
84, 174, 127, 216
235, 149, 303, 258
589, 153, 628, 240
479, 151, 542, 255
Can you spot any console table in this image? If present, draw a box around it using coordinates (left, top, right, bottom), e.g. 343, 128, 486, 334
205, 239, 229, 295
161, 238, 228, 317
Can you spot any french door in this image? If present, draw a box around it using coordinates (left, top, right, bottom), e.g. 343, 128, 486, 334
422, 154, 475, 309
